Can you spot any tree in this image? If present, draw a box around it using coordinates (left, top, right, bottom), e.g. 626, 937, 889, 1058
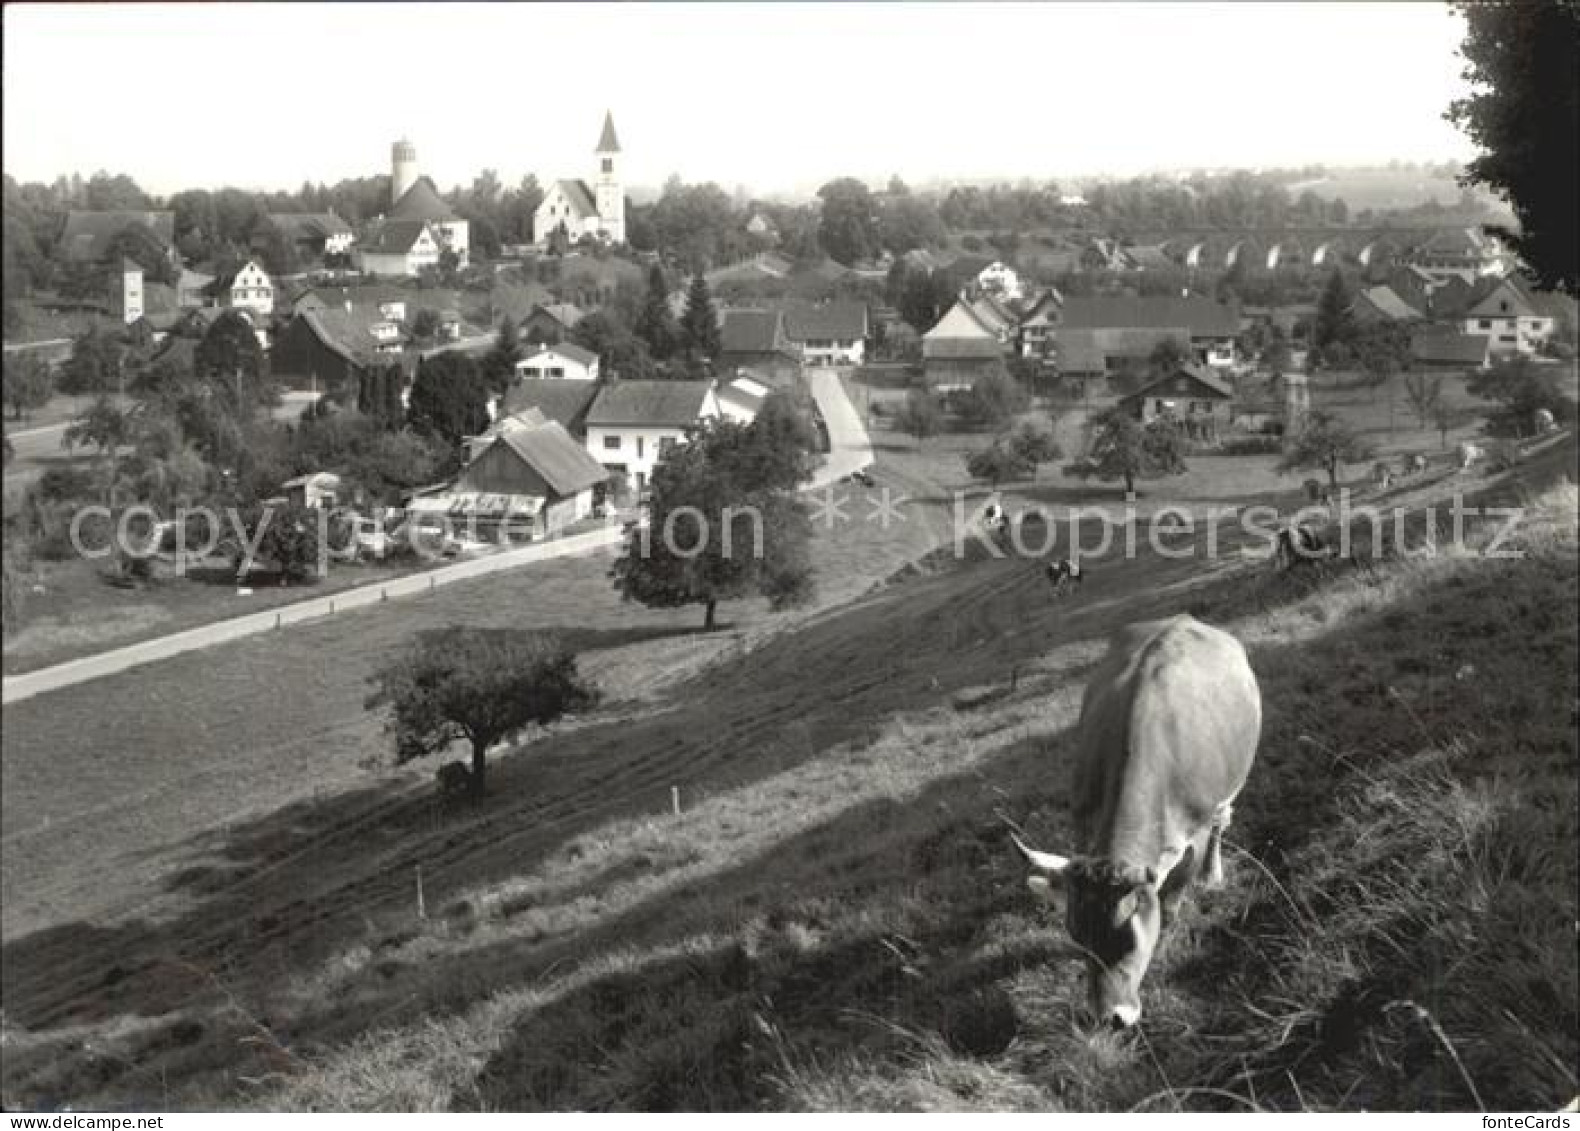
3, 353, 53, 421
59, 327, 123, 395
893, 388, 942, 443
480, 316, 523, 398
102, 222, 176, 285
610, 417, 816, 629
1067, 408, 1188, 496
410, 308, 442, 342
570, 309, 656, 381
966, 439, 1034, 486
1432, 402, 1475, 450
62, 396, 135, 504
196, 310, 273, 413
1447, 1, 1579, 295
679, 274, 721, 361
817, 177, 878, 266
1005, 418, 1062, 465
1277, 410, 1374, 489
953, 365, 1029, 431
366, 628, 599, 799
233, 501, 322, 584
1466, 354, 1579, 436
636, 264, 679, 360
1312, 268, 1353, 354
1403, 371, 1444, 429
407, 351, 490, 447
1148, 336, 1191, 377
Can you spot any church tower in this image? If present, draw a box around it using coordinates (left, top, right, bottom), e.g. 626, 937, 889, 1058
391, 138, 418, 206
594, 111, 625, 244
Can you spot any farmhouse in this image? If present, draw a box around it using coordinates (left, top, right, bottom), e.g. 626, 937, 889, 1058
584, 380, 720, 497
521, 302, 586, 344
1017, 289, 1063, 360
497, 379, 601, 435
1119, 363, 1235, 436
1410, 328, 1492, 370
418, 415, 608, 540
783, 301, 869, 367
262, 212, 355, 260
357, 220, 441, 277
922, 297, 1009, 390
58, 210, 176, 263
716, 374, 769, 424
718, 308, 801, 385
216, 259, 274, 322
1402, 227, 1504, 284
1448, 276, 1555, 357
1057, 295, 1239, 375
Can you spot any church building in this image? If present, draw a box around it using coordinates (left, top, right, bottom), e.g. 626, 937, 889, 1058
534, 112, 626, 247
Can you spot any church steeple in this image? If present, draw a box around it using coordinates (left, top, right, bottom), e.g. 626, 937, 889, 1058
596, 110, 621, 154
594, 111, 625, 244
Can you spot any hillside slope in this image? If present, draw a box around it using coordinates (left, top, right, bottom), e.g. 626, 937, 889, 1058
2, 440, 1575, 1112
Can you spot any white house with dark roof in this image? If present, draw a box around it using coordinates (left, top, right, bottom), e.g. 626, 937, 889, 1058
515, 341, 600, 382
265, 212, 355, 259
357, 220, 441, 277
1403, 228, 1505, 284
584, 380, 720, 496
222, 260, 274, 321
783, 300, 869, 367
534, 112, 626, 246
1450, 275, 1554, 357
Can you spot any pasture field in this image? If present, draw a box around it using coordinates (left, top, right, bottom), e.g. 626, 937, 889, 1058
1, 421, 1573, 1111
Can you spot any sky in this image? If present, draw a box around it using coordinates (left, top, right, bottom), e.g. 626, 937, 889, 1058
2, 2, 1478, 198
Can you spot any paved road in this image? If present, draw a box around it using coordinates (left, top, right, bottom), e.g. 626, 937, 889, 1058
1, 375, 876, 704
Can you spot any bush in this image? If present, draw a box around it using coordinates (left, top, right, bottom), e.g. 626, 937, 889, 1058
1221, 434, 1284, 456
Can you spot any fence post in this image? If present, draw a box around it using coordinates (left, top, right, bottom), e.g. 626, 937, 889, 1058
416, 866, 426, 920
275, 613, 282, 629
671, 785, 681, 816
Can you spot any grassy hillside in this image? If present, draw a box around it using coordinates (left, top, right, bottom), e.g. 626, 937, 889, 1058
2, 438, 1574, 1112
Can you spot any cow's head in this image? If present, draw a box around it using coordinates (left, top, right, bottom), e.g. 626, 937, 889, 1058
1012, 834, 1161, 1030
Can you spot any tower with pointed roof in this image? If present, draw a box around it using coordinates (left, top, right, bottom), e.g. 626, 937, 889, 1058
593, 111, 625, 245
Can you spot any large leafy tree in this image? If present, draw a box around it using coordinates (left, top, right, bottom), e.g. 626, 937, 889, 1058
610, 416, 816, 629
570, 309, 657, 381
893, 388, 942, 443
1277, 410, 1374, 489
1466, 354, 1579, 436
1068, 408, 1188, 496
1312, 268, 1353, 355
366, 628, 599, 798
1447, 1, 1580, 295
481, 315, 523, 397
407, 351, 491, 448
817, 177, 878, 266
196, 310, 275, 413
59, 326, 124, 395
2, 352, 53, 421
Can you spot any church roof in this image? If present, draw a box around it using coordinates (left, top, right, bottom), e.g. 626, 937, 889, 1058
596, 111, 621, 154
550, 179, 600, 218
388, 176, 459, 223
362, 219, 434, 254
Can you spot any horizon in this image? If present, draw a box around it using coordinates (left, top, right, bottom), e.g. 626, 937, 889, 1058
3, 2, 1478, 199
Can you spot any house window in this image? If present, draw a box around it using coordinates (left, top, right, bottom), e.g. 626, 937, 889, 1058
637, 436, 645, 459
548, 367, 565, 379
1478, 319, 1492, 330
602, 158, 613, 174
658, 437, 677, 457
603, 435, 621, 450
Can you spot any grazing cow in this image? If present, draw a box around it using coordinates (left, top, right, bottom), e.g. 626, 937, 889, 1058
1401, 453, 1427, 477
1046, 557, 1084, 598
1372, 461, 1393, 491
1457, 441, 1484, 472
1302, 478, 1323, 503
1273, 521, 1331, 570
1012, 617, 1261, 1029
1534, 407, 1556, 435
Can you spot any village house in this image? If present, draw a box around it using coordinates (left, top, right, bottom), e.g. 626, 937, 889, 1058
1016, 289, 1063, 360
521, 302, 586, 345
414, 412, 609, 540
584, 380, 720, 497
381, 139, 469, 266
783, 300, 869, 367
717, 308, 802, 386
110, 259, 144, 324
716, 374, 769, 424
218, 259, 274, 322
58, 210, 176, 263
357, 220, 441, 277
515, 341, 600, 382
1451, 275, 1555, 357
495, 380, 602, 436
942, 255, 1025, 303
280, 472, 343, 510
262, 212, 356, 261
535, 112, 626, 246
922, 297, 1009, 391
1402, 227, 1505, 284
176, 267, 214, 309
1056, 295, 1240, 378
1410, 328, 1493, 370
1119, 363, 1235, 438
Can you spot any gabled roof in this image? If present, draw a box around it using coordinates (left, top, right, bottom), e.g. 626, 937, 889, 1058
388, 176, 459, 223
1354, 285, 1426, 323
1061, 295, 1239, 337
1456, 274, 1538, 320
499, 380, 601, 432
59, 211, 175, 261
362, 220, 434, 255
718, 376, 768, 413
1123, 363, 1233, 401
923, 336, 1004, 360
526, 302, 586, 329
299, 308, 386, 366
596, 110, 621, 154
923, 298, 1003, 342
521, 341, 598, 368
719, 309, 789, 355
547, 179, 599, 218
268, 212, 353, 241
586, 380, 713, 427
783, 300, 868, 341
1409, 227, 1492, 258
968, 294, 1016, 335
492, 420, 610, 497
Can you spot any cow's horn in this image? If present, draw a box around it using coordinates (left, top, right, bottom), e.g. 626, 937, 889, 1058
1010, 832, 1071, 875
